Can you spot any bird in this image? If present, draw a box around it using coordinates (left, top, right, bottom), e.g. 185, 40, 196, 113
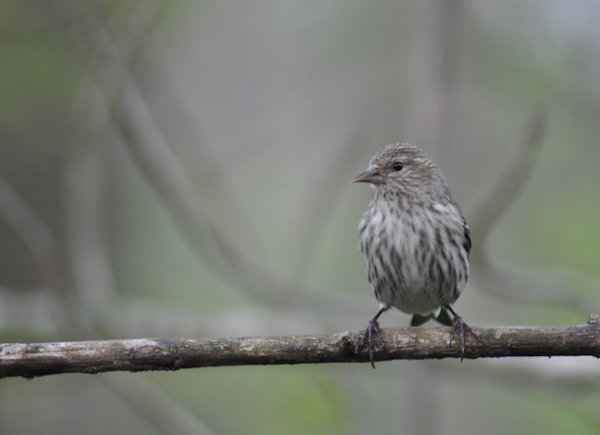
354, 143, 474, 367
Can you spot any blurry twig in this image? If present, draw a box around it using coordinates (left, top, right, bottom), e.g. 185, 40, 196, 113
59, 0, 171, 336
0, 177, 83, 333
113, 81, 347, 310
71, 0, 366, 320
66, 5, 225, 434
470, 108, 548, 244
289, 124, 374, 275
65, 76, 118, 317
0, 177, 63, 292
470, 108, 599, 312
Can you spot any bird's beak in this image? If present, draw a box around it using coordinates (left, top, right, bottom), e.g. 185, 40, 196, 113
354, 165, 384, 185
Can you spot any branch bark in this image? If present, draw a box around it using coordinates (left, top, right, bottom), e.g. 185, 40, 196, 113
2, 317, 599, 379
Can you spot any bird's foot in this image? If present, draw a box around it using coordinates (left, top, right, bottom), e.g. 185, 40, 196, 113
448, 313, 477, 361
362, 318, 385, 369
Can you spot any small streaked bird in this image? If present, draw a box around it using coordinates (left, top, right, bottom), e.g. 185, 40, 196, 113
355, 143, 474, 367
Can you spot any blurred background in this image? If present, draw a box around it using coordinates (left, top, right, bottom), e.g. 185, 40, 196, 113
1, 1, 600, 434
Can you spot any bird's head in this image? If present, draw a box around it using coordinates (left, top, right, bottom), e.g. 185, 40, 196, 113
354, 143, 446, 198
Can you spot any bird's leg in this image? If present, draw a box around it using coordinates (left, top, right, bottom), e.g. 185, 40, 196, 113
444, 305, 476, 361
362, 306, 389, 368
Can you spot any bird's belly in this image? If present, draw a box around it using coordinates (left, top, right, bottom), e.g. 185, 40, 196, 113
391, 282, 443, 315
364, 233, 462, 315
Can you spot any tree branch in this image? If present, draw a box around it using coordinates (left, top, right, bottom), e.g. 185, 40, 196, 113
2, 316, 599, 379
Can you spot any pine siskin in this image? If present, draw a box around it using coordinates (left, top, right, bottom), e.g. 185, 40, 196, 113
355, 143, 474, 367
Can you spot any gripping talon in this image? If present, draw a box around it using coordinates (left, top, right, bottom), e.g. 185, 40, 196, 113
445, 305, 476, 361
362, 307, 388, 368
362, 319, 385, 368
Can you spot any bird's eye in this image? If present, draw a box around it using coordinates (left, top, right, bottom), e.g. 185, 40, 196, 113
392, 162, 404, 171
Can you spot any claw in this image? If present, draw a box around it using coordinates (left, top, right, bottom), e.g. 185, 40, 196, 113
362, 319, 385, 368
445, 306, 477, 361
362, 307, 388, 368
